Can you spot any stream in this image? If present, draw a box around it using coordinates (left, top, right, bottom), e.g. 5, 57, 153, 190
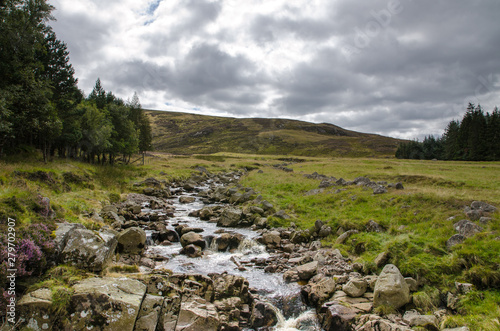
142, 183, 322, 330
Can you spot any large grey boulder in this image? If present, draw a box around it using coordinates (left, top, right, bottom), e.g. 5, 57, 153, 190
262, 231, 281, 247
69, 277, 147, 331
60, 228, 117, 272
134, 294, 165, 331
54, 222, 86, 252
117, 227, 147, 254
175, 295, 220, 331
16, 288, 54, 331
471, 201, 497, 213
302, 277, 336, 306
342, 278, 368, 298
180, 232, 206, 250
217, 207, 243, 227
373, 264, 410, 309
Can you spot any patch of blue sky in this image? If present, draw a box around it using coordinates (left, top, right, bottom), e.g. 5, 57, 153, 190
147, 0, 161, 15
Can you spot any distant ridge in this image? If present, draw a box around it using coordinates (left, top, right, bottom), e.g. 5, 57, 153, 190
145, 110, 404, 157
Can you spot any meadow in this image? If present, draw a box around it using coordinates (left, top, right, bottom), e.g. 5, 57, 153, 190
0, 153, 499, 329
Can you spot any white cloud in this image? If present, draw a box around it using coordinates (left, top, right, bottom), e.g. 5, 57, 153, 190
49, 0, 500, 140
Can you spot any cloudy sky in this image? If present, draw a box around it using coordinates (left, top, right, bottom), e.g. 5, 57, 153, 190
48, 0, 500, 140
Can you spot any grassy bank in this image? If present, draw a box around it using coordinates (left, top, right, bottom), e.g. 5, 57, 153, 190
0, 153, 499, 329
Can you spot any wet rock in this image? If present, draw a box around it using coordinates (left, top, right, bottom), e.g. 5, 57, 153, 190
453, 219, 483, 237
446, 234, 466, 249
70, 277, 146, 331
117, 227, 147, 254
181, 244, 203, 258
373, 264, 410, 309
134, 294, 164, 331
218, 207, 243, 227
60, 228, 117, 272
342, 278, 368, 298
176, 295, 220, 331
180, 196, 196, 204
180, 232, 206, 250
318, 301, 357, 331
250, 300, 278, 329
297, 261, 318, 280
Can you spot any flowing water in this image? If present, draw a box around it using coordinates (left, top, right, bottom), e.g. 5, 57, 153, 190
143, 187, 321, 330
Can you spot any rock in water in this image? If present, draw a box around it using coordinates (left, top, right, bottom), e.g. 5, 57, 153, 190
373, 264, 410, 309
250, 301, 279, 328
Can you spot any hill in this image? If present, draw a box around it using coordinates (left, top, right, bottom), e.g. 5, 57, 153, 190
146, 110, 404, 157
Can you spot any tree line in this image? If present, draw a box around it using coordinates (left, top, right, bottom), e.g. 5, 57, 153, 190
0, 0, 152, 163
396, 103, 500, 161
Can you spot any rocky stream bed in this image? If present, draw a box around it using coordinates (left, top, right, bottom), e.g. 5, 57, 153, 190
12, 169, 485, 331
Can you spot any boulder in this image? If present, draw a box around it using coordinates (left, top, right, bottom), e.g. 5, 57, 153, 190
297, 261, 319, 280
175, 295, 220, 331
54, 222, 86, 252
373, 264, 410, 309
465, 209, 482, 221
217, 207, 243, 227
471, 201, 497, 212
134, 294, 165, 331
262, 231, 281, 247
212, 274, 250, 303
179, 196, 196, 204
16, 288, 54, 331
117, 227, 147, 254
356, 314, 412, 331
342, 278, 368, 298
302, 277, 336, 306
60, 228, 117, 272
453, 219, 483, 237
69, 277, 147, 331
250, 300, 278, 329
181, 244, 203, 258
180, 232, 206, 250
403, 311, 439, 331
318, 301, 357, 331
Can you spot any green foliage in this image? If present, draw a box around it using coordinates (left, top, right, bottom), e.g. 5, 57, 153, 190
396, 103, 500, 161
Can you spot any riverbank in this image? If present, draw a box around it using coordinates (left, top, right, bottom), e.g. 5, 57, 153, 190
0, 154, 498, 330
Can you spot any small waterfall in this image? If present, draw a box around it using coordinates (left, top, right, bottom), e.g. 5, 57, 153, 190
237, 238, 267, 255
